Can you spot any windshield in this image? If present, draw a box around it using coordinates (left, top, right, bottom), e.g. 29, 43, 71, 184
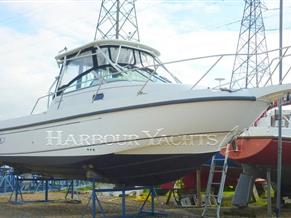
91, 67, 170, 84
57, 46, 172, 94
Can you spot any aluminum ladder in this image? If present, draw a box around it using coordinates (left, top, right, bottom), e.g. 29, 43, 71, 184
202, 144, 231, 218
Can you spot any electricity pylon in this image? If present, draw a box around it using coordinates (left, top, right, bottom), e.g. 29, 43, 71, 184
230, 0, 271, 89
94, 0, 140, 42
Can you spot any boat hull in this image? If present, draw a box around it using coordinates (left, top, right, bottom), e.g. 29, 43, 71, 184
225, 137, 291, 166
0, 99, 267, 156
0, 153, 215, 186
221, 127, 291, 198
0, 98, 266, 185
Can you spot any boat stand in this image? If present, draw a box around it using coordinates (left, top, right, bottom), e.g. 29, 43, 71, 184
0, 172, 14, 193
90, 186, 167, 218
8, 177, 85, 204
9, 176, 50, 204
9, 176, 24, 204
65, 180, 81, 202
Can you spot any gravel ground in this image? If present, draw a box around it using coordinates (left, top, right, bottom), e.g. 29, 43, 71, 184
0, 191, 290, 217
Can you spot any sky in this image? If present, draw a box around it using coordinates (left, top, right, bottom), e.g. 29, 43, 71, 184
0, 0, 291, 120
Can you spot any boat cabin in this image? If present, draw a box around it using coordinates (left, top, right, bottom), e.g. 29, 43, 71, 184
257, 108, 291, 128
54, 40, 173, 96
270, 109, 291, 128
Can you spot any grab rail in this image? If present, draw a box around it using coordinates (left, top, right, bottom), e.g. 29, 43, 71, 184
141, 45, 291, 91
30, 93, 54, 115
191, 56, 223, 90
30, 75, 59, 115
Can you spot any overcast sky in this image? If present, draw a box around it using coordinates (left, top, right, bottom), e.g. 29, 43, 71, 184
0, 0, 291, 120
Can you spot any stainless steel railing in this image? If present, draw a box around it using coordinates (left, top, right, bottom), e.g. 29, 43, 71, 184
30, 45, 291, 114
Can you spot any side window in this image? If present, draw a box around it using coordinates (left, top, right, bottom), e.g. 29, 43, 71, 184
81, 71, 97, 88
59, 51, 94, 93
65, 70, 98, 92
60, 61, 79, 88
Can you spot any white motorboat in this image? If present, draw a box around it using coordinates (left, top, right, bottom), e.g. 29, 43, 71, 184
0, 39, 290, 185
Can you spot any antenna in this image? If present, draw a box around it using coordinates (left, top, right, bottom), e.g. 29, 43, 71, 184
215, 78, 225, 88
230, 0, 271, 89
94, 0, 140, 42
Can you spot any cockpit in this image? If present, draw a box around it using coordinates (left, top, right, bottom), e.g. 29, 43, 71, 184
55, 41, 177, 95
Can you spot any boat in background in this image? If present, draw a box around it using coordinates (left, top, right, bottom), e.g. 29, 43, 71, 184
222, 107, 291, 206
226, 108, 291, 166
1, 39, 291, 186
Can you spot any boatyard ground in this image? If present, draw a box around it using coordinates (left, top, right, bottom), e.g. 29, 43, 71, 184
1, 191, 291, 217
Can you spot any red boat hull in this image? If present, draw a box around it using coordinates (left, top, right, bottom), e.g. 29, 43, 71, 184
222, 137, 291, 166
160, 166, 241, 190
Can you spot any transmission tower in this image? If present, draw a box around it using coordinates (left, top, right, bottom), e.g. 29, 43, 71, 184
94, 0, 140, 42
230, 0, 271, 89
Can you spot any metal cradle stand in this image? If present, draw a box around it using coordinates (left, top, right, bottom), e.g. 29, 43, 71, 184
9, 176, 24, 204
89, 186, 167, 218
65, 180, 80, 202
9, 177, 86, 204
9, 176, 52, 204
0, 169, 14, 193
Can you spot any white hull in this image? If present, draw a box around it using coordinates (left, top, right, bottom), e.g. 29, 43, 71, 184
241, 126, 291, 138
0, 92, 267, 157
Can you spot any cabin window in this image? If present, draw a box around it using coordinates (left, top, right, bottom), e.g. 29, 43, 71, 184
57, 45, 172, 95
59, 51, 94, 93
97, 48, 110, 66
140, 52, 155, 69
109, 47, 135, 65
118, 48, 135, 65
87, 66, 166, 84
271, 113, 290, 128
274, 119, 288, 128
64, 70, 98, 92
134, 50, 143, 68
89, 67, 147, 84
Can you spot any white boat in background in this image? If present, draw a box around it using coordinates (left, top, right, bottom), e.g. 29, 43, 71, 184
0, 39, 291, 186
